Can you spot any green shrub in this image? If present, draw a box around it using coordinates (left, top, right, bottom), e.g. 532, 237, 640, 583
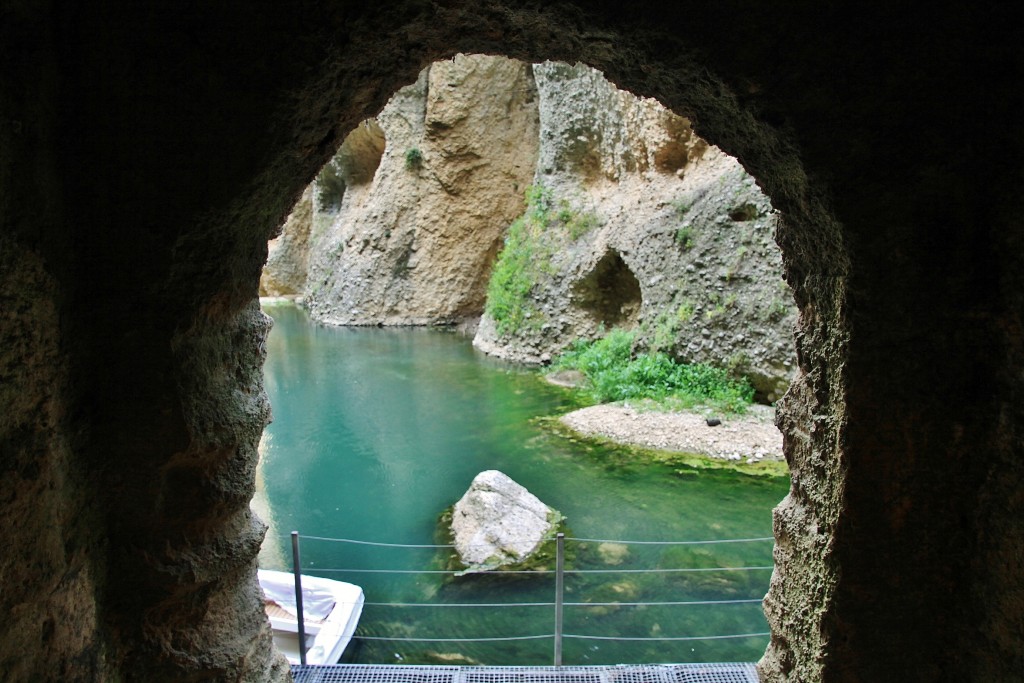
525, 184, 553, 217
767, 298, 789, 321
404, 147, 423, 170
674, 225, 694, 250
484, 184, 601, 336
485, 215, 538, 336
565, 208, 600, 239
647, 301, 693, 354
672, 198, 691, 219
315, 159, 346, 210
549, 329, 754, 412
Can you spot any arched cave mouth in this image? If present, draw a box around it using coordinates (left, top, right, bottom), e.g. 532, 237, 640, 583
571, 249, 642, 328
258, 52, 802, 670
256, 54, 798, 667
13, 5, 1017, 682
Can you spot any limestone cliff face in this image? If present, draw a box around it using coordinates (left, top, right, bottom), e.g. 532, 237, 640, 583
264, 56, 795, 400
260, 185, 313, 296
295, 54, 540, 324
472, 62, 796, 401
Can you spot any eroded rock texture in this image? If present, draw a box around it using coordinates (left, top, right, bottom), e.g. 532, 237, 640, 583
1, 1, 1021, 681
270, 57, 797, 400
473, 62, 794, 400
451, 470, 560, 571
302, 54, 540, 325
261, 186, 314, 297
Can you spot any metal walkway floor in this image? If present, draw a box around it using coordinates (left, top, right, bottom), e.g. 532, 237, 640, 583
291, 664, 758, 683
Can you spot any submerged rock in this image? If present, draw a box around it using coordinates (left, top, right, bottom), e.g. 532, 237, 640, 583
450, 470, 562, 572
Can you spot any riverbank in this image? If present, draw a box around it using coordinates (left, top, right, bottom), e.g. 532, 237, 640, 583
558, 402, 784, 468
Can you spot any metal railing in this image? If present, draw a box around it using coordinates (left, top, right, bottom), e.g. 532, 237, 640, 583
279, 530, 773, 666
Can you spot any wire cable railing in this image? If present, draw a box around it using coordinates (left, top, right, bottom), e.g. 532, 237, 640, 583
275, 530, 774, 665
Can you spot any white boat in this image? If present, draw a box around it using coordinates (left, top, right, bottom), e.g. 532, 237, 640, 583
258, 568, 364, 665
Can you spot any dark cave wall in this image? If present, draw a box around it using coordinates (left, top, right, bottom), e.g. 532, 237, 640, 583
0, 1, 1021, 681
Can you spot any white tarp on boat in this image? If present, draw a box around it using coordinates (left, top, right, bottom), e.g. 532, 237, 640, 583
259, 572, 336, 621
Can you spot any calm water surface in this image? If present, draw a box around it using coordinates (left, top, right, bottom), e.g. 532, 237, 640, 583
255, 303, 788, 665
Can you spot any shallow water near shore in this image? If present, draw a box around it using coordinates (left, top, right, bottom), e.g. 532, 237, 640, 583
256, 303, 789, 666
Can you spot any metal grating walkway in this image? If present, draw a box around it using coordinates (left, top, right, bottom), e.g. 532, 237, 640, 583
291, 664, 759, 683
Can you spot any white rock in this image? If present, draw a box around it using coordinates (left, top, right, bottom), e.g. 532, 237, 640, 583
451, 470, 560, 571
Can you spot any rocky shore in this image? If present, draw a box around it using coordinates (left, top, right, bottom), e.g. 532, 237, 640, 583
559, 403, 784, 463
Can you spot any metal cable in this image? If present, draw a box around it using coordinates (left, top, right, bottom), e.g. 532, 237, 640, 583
307, 565, 770, 577
568, 598, 762, 607
567, 536, 773, 546
361, 598, 762, 608
306, 566, 769, 575
353, 634, 553, 643
562, 632, 770, 642
290, 533, 774, 548
365, 601, 554, 608
563, 566, 773, 574
310, 567, 557, 575
299, 535, 453, 549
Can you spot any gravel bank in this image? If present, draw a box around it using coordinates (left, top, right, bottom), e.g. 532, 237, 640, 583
559, 403, 784, 463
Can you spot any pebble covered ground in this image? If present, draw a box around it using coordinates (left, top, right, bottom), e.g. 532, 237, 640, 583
559, 403, 783, 463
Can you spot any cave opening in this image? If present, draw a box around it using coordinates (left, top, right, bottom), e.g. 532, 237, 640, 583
13, 4, 1016, 682
571, 248, 643, 328
257, 54, 797, 669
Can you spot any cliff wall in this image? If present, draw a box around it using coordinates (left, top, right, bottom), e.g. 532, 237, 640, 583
474, 61, 794, 400
280, 54, 541, 325
264, 56, 797, 400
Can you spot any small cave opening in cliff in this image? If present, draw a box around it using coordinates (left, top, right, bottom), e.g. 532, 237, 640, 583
572, 249, 643, 328
316, 119, 387, 212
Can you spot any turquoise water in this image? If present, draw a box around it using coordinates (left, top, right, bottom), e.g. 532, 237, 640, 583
255, 303, 788, 666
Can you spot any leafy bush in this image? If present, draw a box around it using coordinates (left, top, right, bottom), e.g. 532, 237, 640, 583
549, 329, 754, 412
315, 159, 346, 210
485, 215, 539, 336
405, 147, 423, 170
648, 300, 694, 353
674, 225, 694, 250
484, 185, 601, 336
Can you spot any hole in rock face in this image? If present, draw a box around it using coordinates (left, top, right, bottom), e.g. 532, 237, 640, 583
316, 119, 387, 210
728, 203, 758, 221
572, 249, 643, 327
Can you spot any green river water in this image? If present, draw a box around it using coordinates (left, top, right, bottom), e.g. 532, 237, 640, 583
255, 302, 788, 666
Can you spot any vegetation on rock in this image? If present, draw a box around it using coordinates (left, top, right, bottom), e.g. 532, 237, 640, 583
547, 328, 755, 413
315, 158, 346, 210
484, 185, 600, 336
404, 147, 423, 170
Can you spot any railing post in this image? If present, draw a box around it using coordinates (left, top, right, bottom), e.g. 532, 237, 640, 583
554, 532, 565, 667
291, 530, 307, 666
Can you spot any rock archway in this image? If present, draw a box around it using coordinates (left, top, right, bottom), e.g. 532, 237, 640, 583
2, 3, 1020, 682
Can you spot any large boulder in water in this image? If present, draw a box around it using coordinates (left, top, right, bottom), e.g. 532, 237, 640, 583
450, 470, 563, 572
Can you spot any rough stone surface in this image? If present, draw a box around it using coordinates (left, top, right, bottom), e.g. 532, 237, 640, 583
451, 470, 559, 570
304, 54, 540, 325
1, 2, 1021, 681
473, 63, 794, 400
260, 185, 313, 296
272, 58, 797, 400
560, 404, 782, 462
